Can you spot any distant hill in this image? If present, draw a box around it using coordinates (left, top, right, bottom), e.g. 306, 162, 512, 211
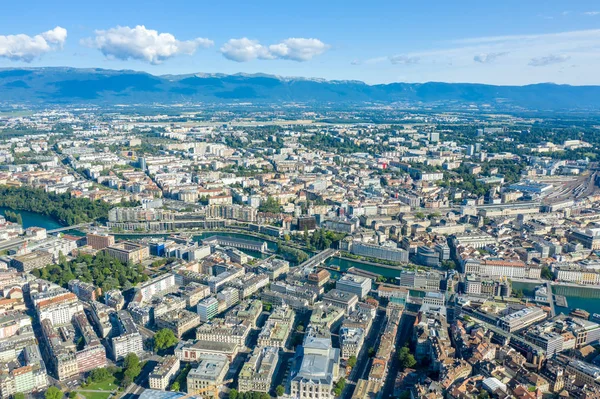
1, 67, 600, 110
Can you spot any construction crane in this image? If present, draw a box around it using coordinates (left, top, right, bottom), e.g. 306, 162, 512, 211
177, 379, 234, 399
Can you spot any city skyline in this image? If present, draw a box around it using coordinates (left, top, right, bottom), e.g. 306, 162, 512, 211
1, 0, 600, 85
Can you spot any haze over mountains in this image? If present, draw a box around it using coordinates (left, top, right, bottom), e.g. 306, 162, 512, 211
2, 67, 600, 111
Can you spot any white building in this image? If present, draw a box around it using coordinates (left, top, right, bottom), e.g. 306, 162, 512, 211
148, 356, 180, 390
336, 274, 372, 299
290, 334, 340, 399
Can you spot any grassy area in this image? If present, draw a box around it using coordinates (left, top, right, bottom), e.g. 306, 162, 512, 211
81, 378, 117, 391
77, 392, 112, 399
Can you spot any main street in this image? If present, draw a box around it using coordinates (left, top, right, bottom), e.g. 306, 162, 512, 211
380, 314, 416, 399
341, 310, 384, 399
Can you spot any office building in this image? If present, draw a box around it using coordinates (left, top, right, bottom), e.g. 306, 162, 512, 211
105, 241, 149, 264
351, 241, 409, 263
499, 307, 547, 333
10, 251, 53, 272
186, 354, 229, 397
336, 274, 372, 299
197, 297, 219, 322
322, 289, 359, 314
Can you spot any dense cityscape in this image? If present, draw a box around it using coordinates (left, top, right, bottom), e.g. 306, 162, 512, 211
0, 105, 598, 399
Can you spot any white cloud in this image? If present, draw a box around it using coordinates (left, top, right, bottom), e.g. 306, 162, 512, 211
268, 38, 328, 61
583, 11, 600, 16
84, 25, 213, 64
220, 37, 328, 62
473, 52, 508, 63
220, 38, 273, 62
529, 54, 570, 67
0, 26, 67, 62
389, 55, 419, 65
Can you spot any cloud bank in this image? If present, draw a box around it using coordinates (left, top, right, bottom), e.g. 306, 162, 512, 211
84, 25, 213, 64
0, 27, 67, 62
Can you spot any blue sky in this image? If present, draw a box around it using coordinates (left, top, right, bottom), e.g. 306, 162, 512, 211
1, 0, 600, 85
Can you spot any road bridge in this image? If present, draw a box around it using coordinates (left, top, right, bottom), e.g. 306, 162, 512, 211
546, 281, 556, 317
47, 222, 93, 234
297, 248, 336, 269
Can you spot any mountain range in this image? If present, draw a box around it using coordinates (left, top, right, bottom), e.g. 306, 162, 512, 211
2, 67, 600, 111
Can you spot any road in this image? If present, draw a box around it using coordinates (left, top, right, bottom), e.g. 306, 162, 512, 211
0, 238, 24, 251
341, 310, 386, 399
379, 314, 415, 399
121, 356, 161, 399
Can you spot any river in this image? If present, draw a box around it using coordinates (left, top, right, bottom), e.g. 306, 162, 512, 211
5, 207, 600, 314
512, 281, 600, 316
0, 206, 63, 230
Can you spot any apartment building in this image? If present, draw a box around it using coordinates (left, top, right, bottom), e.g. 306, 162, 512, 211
149, 356, 180, 390
466, 259, 541, 280
195, 320, 251, 345
180, 283, 211, 309
104, 290, 125, 310
36, 293, 83, 326
85, 233, 115, 250
68, 280, 99, 302
238, 346, 278, 393
111, 311, 144, 361
339, 327, 365, 359
257, 258, 290, 280
0, 345, 47, 399
258, 306, 295, 348
139, 273, 176, 302
224, 300, 262, 327
554, 264, 600, 285
155, 310, 201, 338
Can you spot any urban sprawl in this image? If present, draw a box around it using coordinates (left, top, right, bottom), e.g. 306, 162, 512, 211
1, 108, 600, 399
